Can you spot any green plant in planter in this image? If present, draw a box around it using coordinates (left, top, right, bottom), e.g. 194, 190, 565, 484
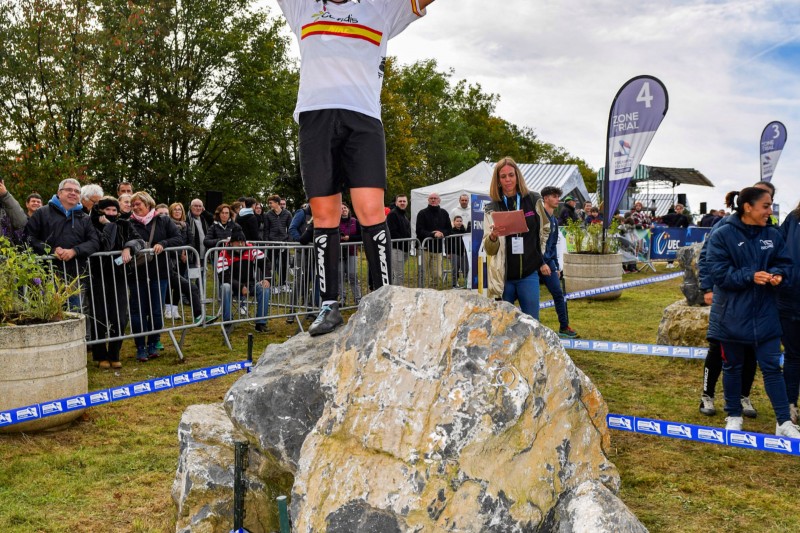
0, 237, 81, 326
564, 218, 621, 254
564, 218, 586, 252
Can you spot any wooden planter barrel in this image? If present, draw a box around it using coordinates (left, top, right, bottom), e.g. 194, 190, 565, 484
0, 315, 88, 432
562, 253, 623, 301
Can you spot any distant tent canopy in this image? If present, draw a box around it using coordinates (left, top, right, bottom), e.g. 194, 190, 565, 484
596, 165, 714, 187
590, 192, 677, 217
595, 164, 714, 213
410, 162, 591, 234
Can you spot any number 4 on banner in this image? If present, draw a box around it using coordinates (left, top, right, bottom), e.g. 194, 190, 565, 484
636, 81, 653, 108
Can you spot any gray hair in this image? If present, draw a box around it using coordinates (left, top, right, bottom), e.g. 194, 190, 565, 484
80, 183, 104, 200
58, 178, 81, 192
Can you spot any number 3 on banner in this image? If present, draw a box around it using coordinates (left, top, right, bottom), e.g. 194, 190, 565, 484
773, 124, 781, 139
636, 81, 653, 108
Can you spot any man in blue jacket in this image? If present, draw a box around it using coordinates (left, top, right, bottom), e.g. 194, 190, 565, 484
541, 187, 578, 338
24, 178, 101, 309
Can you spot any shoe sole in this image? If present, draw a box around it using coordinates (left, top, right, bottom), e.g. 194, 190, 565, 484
742, 411, 757, 419
699, 408, 716, 416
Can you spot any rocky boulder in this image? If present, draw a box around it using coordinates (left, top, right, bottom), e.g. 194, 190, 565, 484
177, 286, 647, 532
677, 242, 705, 306
172, 404, 292, 533
656, 300, 710, 348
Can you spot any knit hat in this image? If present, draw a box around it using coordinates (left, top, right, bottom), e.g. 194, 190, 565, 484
97, 198, 120, 211
229, 226, 246, 243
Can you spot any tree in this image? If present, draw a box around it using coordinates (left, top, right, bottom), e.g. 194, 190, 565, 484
0, 0, 108, 196
0, 0, 300, 204
383, 58, 597, 193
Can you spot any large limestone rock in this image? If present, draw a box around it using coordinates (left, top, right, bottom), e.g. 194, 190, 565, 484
180, 286, 646, 532
656, 300, 710, 348
289, 287, 628, 531
172, 404, 291, 533
677, 242, 705, 306
224, 332, 337, 471
541, 480, 647, 533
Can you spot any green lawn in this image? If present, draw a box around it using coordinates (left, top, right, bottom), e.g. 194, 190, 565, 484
1, 264, 796, 532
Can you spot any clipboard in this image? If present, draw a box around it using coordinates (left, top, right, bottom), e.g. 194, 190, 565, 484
491, 210, 528, 236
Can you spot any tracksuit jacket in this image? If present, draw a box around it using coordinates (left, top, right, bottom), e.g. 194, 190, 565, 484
705, 214, 791, 344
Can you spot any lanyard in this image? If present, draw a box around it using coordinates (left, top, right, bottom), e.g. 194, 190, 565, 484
503, 193, 521, 211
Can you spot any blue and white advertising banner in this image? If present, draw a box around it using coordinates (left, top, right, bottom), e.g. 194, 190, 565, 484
649, 226, 711, 260
470, 193, 492, 289
604, 76, 669, 227
608, 414, 800, 456
760, 121, 787, 182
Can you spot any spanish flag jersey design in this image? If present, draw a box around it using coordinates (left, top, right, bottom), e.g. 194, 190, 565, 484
277, 0, 426, 122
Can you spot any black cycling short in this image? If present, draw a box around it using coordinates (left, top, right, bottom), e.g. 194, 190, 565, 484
298, 108, 387, 199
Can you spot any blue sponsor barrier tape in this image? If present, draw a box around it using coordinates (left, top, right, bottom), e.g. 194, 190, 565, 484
560, 338, 707, 359
540, 271, 683, 309
0, 360, 252, 429
607, 413, 800, 456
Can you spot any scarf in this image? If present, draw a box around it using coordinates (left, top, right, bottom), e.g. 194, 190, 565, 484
131, 209, 156, 226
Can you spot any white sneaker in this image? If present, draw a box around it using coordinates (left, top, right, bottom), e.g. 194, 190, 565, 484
699, 394, 716, 416
666, 263, 675, 269
776, 420, 800, 439
725, 416, 743, 431
790, 404, 798, 425
741, 396, 757, 418
163, 305, 174, 319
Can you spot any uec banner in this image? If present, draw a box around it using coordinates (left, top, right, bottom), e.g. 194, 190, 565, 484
649, 226, 711, 260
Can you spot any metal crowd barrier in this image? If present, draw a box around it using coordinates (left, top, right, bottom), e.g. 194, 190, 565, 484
25, 235, 515, 355
205, 242, 319, 347
41, 245, 206, 361
389, 237, 420, 288
204, 238, 428, 346
420, 235, 471, 290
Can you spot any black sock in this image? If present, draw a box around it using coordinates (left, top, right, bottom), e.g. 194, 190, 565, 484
313, 227, 340, 302
361, 221, 392, 289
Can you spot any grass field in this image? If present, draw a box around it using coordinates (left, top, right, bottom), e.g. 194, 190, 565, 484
1, 264, 797, 532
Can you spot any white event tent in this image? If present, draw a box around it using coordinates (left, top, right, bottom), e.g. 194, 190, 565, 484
409, 162, 591, 235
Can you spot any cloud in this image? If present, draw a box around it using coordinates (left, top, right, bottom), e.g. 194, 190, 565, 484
264, 0, 800, 213
389, 0, 800, 212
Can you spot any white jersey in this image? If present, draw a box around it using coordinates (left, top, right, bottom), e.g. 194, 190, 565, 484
277, 0, 425, 122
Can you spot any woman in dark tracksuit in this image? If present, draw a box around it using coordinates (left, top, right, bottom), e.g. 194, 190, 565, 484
705, 187, 798, 437
778, 201, 800, 424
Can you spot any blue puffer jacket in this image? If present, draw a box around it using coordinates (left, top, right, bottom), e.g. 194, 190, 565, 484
706, 214, 791, 344
778, 211, 800, 320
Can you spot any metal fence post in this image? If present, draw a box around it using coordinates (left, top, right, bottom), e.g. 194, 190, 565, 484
277, 495, 291, 533
247, 333, 253, 373
233, 441, 249, 531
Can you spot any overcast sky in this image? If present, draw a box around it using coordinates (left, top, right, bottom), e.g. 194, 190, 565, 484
264, 0, 800, 216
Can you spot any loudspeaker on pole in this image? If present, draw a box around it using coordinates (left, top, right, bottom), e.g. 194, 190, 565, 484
205, 191, 223, 214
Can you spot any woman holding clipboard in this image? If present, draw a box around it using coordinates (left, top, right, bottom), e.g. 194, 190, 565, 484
482, 157, 549, 318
